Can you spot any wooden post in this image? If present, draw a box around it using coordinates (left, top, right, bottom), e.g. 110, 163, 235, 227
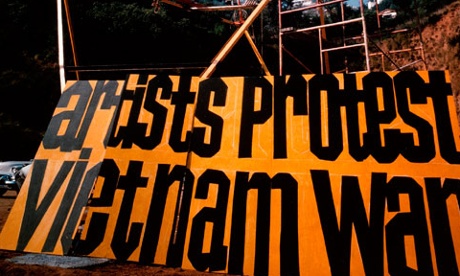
63, 0, 80, 80
200, 0, 271, 79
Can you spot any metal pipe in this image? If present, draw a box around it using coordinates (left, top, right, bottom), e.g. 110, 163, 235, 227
63, 0, 80, 79
360, 0, 370, 71
280, 0, 346, 15
57, 0, 65, 92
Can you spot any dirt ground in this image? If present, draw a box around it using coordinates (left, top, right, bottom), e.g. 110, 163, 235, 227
0, 190, 226, 276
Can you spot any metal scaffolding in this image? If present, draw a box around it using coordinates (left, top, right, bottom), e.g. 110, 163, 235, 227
278, 0, 370, 75
56, 0, 428, 82
278, 0, 427, 75
58, 0, 271, 82
198, 0, 272, 78
367, 0, 427, 71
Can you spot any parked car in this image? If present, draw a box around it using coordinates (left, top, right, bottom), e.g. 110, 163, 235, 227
15, 163, 32, 189
0, 161, 33, 196
380, 9, 397, 19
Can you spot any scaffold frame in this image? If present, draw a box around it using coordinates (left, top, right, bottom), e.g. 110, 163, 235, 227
278, 0, 370, 75
367, 0, 427, 71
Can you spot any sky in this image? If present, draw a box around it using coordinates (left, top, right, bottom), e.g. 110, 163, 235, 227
346, 0, 361, 7
346, 0, 384, 8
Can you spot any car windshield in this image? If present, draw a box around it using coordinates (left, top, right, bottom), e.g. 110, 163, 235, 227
0, 162, 31, 175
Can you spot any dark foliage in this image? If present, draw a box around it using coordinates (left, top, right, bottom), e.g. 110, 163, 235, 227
0, 0, 61, 161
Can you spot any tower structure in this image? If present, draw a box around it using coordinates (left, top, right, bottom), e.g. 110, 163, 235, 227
277, 0, 427, 75
278, 0, 370, 75
367, 0, 427, 71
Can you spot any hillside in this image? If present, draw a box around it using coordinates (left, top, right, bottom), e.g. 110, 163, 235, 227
421, 0, 460, 97
373, 0, 460, 118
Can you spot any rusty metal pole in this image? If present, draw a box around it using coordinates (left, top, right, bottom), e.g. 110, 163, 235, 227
413, 0, 427, 70
278, 0, 283, 75
200, 0, 271, 79
57, 0, 66, 92
361, 0, 370, 72
318, 0, 330, 74
63, 0, 80, 80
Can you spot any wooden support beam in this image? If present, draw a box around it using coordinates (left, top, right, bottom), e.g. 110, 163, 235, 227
63, 0, 79, 80
190, 4, 256, 11
244, 30, 270, 75
200, 0, 271, 79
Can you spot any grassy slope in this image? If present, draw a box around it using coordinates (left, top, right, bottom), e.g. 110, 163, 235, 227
421, 0, 460, 98
379, 0, 460, 119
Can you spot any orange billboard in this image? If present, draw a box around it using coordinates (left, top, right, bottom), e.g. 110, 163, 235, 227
1, 71, 459, 275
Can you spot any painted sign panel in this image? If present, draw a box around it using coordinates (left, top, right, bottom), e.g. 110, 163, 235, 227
0, 80, 124, 255
0, 72, 459, 275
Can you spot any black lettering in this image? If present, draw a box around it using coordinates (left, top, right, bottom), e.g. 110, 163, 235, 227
169, 76, 196, 152
425, 177, 460, 275
311, 170, 385, 276
138, 75, 172, 149
273, 75, 308, 159
72, 159, 120, 255
43, 80, 120, 152
192, 78, 227, 157
272, 173, 300, 276
238, 77, 273, 158
386, 176, 433, 275
309, 74, 343, 161
43, 151, 91, 252
110, 75, 171, 150
343, 74, 370, 161
61, 160, 101, 254
188, 169, 230, 271
427, 71, 460, 163
228, 172, 271, 275
17, 160, 74, 251
394, 72, 435, 162
362, 72, 400, 163
139, 164, 194, 267
82, 81, 121, 150
111, 161, 149, 261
